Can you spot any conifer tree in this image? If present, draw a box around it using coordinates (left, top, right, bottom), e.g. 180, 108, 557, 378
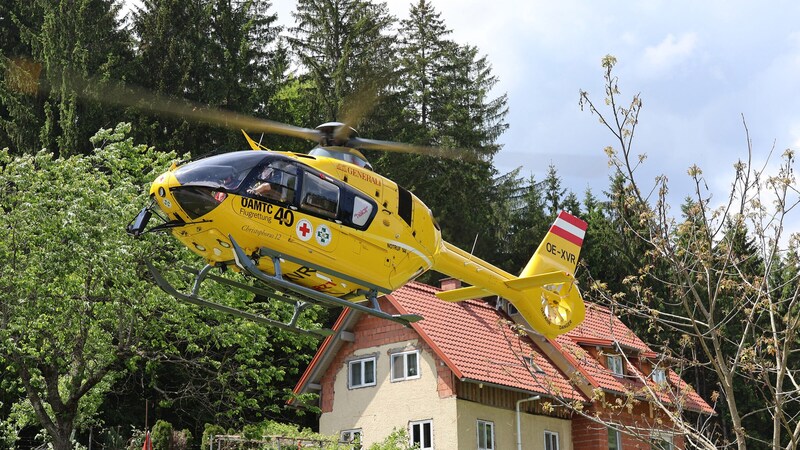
397, 0, 450, 131
0, 0, 130, 156
504, 175, 550, 272
288, 0, 397, 124
377, 1, 509, 260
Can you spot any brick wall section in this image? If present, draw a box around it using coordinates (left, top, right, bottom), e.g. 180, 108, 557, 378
436, 357, 456, 397
319, 298, 455, 413
571, 402, 686, 450
571, 414, 607, 450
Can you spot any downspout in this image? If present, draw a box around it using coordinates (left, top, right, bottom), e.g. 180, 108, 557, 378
516, 395, 541, 450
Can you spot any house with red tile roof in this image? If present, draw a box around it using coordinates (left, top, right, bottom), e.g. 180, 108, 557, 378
292, 280, 713, 449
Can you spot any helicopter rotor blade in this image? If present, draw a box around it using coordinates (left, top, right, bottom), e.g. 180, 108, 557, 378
6, 57, 324, 143
333, 80, 384, 143
347, 136, 479, 161
95, 84, 324, 142
8, 58, 484, 160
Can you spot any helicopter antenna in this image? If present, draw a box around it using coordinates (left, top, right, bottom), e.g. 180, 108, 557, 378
469, 233, 479, 261
258, 133, 265, 147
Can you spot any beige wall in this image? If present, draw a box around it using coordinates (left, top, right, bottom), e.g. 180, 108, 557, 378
457, 399, 572, 450
319, 339, 572, 450
319, 339, 459, 447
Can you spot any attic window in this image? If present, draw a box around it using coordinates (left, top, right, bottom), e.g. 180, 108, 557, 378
523, 356, 544, 374
607, 355, 624, 376
391, 350, 420, 381
652, 368, 667, 384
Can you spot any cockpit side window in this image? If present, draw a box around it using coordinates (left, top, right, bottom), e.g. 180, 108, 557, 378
246, 160, 297, 204
300, 172, 339, 218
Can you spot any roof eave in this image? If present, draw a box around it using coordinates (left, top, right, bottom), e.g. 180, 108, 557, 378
385, 293, 465, 379
289, 309, 361, 404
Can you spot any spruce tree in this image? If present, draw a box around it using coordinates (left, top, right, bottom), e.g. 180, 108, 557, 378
0, 0, 130, 156
288, 0, 397, 124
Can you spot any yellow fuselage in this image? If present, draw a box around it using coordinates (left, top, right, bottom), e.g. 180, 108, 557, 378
147, 149, 586, 338
150, 151, 441, 297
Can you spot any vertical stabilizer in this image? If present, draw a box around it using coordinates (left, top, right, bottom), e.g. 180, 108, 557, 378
521, 211, 587, 278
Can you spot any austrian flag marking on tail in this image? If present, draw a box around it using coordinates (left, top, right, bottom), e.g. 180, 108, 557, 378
550, 211, 588, 246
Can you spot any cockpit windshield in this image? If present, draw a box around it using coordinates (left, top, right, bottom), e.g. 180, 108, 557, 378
174, 152, 268, 190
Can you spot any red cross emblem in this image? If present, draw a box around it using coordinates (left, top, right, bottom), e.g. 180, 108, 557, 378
296, 219, 313, 241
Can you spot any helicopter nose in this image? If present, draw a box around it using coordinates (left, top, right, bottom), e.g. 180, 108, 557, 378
149, 171, 173, 197
149, 171, 183, 216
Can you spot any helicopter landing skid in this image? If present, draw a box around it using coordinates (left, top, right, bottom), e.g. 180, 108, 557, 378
145, 237, 423, 339
228, 236, 424, 328
146, 261, 333, 339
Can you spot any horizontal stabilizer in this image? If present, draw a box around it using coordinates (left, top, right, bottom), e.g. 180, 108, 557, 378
504, 271, 573, 291
435, 285, 492, 302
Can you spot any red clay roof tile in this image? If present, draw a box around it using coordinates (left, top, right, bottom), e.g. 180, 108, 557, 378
294, 282, 713, 415
389, 282, 584, 401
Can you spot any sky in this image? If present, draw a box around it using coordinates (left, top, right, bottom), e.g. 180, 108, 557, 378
269, 0, 800, 220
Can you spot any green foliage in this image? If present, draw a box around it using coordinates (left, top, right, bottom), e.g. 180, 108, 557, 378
367, 428, 413, 450
0, 1, 633, 446
288, 0, 397, 122
151, 420, 173, 450
130, 0, 283, 154
0, 0, 132, 156
0, 123, 173, 449
201, 423, 225, 450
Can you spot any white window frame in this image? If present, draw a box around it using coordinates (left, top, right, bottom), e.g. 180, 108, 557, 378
608, 427, 622, 450
409, 419, 433, 449
607, 354, 624, 376
651, 368, 667, 384
544, 430, 559, 450
340, 429, 362, 449
348, 357, 376, 389
650, 431, 673, 450
477, 420, 494, 450
391, 350, 421, 382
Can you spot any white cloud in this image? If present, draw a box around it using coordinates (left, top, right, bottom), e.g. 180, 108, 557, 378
639, 32, 698, 77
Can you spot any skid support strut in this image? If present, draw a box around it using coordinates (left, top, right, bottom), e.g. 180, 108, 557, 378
229, 236, 423, 327
146, 261, 332, 338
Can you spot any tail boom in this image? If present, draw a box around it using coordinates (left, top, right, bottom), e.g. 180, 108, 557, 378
432, 211, 588, 338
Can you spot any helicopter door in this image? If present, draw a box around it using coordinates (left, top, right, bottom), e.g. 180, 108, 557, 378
245, 160, 297, 206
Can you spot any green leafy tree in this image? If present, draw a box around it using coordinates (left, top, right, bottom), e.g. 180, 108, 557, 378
151, 420, 173, 450
0, 123, 174, 450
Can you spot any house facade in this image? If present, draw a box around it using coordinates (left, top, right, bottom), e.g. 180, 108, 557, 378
292, 280, 713, 449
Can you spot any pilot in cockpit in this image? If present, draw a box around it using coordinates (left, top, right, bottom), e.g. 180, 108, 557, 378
248, 165, 290, 202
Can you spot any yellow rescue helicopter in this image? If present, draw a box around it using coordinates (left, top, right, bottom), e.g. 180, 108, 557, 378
127, 120, 588, 339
